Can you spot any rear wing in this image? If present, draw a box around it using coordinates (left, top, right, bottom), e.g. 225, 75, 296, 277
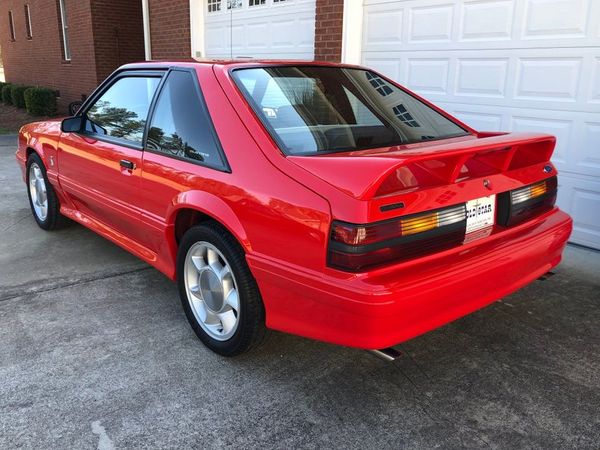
289, 132, 556, 200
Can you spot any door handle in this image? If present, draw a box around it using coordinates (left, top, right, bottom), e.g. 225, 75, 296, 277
119, 159, 136, 170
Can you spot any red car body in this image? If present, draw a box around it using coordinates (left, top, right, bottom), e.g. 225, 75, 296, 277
16, 60, 572, 350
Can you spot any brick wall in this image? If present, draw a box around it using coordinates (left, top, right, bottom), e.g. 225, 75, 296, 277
91, 0, 145, 82
0, 0, 144, 113
0, 0, 98, 111
147, 0, 190, 60
314, 0, 344, 62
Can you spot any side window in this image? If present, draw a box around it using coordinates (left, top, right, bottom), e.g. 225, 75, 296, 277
146, 71, 225, 168
85, 76, 160, 145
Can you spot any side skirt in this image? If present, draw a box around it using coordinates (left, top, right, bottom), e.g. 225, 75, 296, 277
60, 206, 175, 280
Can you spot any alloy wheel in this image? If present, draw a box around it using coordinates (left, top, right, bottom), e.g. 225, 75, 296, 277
184, 241, 240, 341
29, 163, 48, 221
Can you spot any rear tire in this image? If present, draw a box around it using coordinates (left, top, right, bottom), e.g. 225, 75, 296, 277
177, 222, 268, 356
26, 153, 67, 230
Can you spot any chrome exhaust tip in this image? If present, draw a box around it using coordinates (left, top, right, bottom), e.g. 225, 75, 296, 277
368, 347, 402, 361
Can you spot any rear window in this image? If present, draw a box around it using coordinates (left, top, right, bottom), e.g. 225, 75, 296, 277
232, 66, 469, 155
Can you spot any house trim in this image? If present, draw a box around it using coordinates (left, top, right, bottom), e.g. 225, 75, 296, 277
142, 0, 152, 60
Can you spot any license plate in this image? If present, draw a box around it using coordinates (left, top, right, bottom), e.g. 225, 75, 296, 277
465, 195, 495, 235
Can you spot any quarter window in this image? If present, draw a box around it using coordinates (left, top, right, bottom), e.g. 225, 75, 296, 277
85, 76, 160, 145
147, 71, 225, 169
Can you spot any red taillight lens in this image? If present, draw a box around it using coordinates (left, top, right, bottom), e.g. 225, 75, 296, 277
329, 205, 466, 272
497, 176, 557, 227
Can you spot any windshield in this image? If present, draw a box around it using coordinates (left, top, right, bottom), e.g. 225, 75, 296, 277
232, 66, 469, 155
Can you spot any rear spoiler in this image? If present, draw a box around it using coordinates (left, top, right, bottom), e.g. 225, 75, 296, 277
289, 133, 556, 200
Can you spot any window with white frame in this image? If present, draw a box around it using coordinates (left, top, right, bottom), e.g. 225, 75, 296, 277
8, 10, 15, 41
24, 4, 32, 40
227, 0, 242, 9
249, 0, 266, 6
208, 0, 221, 12
57, 0, 70, 60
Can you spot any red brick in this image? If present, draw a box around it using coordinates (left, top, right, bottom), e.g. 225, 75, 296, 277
0, 0, 144, 112
314, 0, 343, 62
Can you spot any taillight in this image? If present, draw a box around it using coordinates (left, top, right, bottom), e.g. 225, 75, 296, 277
497, 176, 557, 227
328, 205, 466, 272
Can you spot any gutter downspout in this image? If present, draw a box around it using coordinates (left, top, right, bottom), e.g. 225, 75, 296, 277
142, 0, 152, 60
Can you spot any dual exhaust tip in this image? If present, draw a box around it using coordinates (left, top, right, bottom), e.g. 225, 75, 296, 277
368, 347, 402, 362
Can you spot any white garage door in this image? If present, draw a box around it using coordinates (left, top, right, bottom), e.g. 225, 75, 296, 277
362, 0, 600, 249
204, 0, 315, 59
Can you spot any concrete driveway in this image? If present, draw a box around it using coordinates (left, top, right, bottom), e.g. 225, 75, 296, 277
1, 135, 599, 449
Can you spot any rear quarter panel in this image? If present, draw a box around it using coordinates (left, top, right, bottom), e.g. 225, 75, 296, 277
140, 65, 332, 279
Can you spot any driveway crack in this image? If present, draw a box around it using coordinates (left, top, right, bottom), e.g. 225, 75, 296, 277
0, 266, 153, 303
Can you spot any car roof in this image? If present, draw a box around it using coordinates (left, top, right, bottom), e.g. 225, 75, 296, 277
118, 59, 361, 71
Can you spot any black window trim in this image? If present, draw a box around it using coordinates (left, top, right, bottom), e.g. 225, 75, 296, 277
143, 67, 231, 173
229, 64, 473, 157
75, 69, 167, 151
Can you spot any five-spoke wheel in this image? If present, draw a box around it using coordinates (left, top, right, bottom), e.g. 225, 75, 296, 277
26, 153, 66, 230
184, 242, 240, 341
28, 162, 48, 222
177, 223, 267, 356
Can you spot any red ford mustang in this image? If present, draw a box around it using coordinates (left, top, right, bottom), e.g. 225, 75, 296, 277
16, 61, 572, 357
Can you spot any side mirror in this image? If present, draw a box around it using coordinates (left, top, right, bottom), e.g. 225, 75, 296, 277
68, 101, 83, 116
61, 116, 84, 133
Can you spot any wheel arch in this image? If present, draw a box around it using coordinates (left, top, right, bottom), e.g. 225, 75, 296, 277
165, 190, 251, 261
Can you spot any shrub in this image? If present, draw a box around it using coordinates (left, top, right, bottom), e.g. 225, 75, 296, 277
24, 87, 58, 116
11, 85, 31, 108
2, 84, 13, 104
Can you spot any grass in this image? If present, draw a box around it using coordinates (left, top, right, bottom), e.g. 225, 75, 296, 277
0, 126, 17, 135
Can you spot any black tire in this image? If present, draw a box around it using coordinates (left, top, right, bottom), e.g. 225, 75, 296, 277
177, 222, 268, 356
26, 153, 67, 230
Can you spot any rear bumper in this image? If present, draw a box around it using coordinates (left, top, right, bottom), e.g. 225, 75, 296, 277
248, 208, 573, 349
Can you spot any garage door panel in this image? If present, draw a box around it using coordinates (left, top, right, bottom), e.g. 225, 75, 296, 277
366, 48, 599, 113
406, 58, 449, 94
455, 58, 508, 98
460, 0, 514, 41
452, 110, 504, 131
409, 4, 454, 43
516, 57, 582, 102
523, 0, 591, 39
577, 121, 600, 175
363, 0, 600, 52
363, 58, 402, 81
204, 0, 315, 59
591, 57, 600, 103
556, 174, 600, 248
363, 7, 403, 46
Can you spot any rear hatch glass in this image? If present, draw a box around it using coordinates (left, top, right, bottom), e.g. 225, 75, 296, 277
231, 66, 469, 155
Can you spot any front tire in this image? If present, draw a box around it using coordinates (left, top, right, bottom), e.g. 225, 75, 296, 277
177, 222, 267, 356
26, 153, 66, 230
